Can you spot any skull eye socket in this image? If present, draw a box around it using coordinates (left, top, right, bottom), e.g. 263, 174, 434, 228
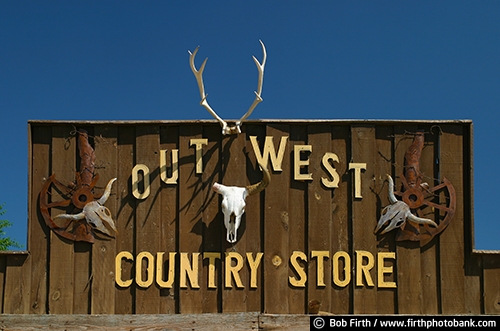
381, 206, 388, 215
395, 219, 405, 228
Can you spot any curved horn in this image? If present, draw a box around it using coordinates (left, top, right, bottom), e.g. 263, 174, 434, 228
386, 174, 398, 204
98, 178, 117, 205
246, 164, 270, 196
407, 212, 438, 227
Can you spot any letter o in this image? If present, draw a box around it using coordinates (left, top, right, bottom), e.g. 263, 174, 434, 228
136, 251, 154, 288
132, 164, 150, 199
332, 251, 351, 287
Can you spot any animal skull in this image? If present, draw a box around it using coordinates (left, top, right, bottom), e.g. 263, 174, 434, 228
213, 165, 270, 243
54, 178, 118, 237
374, 174, 437, 235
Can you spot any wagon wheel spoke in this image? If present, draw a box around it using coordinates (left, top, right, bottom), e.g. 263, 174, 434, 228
421, 199, 453, 213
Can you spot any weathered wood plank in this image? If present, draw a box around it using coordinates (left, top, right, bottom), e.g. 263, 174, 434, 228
28, 124, 50, 314
200, 124, 221, 313
307, 124, 333, 313
394, 125, 422, 314
263, 124, 290, 314
351, 125, 378, 314
0, 313, 293, 331
3, 254, 30, 314
159, 125, 180, 314
287, 124, 307, 314
244, 124, 266, 311
178, 125, 204, 313
482, 254, 500, 314
48, 125, 76, 314
374, 125, 396, 314
439, 124, 466, 314
91, 125, 118, 314
331, 125, 351, 314
418, 125, 439, 314
222, 133, 248, 312
134, 125, 161, 314
114, 125, 136, 314
72, 127, 93, 314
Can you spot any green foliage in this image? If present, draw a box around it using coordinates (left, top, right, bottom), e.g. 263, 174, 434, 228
0, 204, 23, 251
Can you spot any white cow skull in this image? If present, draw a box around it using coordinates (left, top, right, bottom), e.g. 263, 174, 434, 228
54, 178, 118, 237
374, 175, 437, 235
213, 165, 270, 243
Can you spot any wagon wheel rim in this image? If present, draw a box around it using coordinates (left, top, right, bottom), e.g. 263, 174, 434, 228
39, 174, 95, 243
394, 176, 456, 244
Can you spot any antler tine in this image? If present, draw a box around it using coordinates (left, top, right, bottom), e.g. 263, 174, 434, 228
188, 46, 228, 133
236, 40, 267, 128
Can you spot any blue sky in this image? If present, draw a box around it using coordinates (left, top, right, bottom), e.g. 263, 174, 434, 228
1, 1, 499, 250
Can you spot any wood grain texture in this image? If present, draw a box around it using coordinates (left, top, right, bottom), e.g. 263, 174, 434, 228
11, 120, 498, 315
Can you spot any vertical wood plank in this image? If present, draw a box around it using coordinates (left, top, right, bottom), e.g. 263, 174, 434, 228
330, 125, 351, 314
482, 254, 500, 315
48, 125, 76, 314
72, 127, 93, 314
439, 124, 466, 314
29, 124, 50, 314
221, 133, 248, 312
374, 125, 396, 314
462, 123, 481, 314
91, 125, 118, 314
245, 124, 266, 312
115, 126, 136, 314
307, 124, 333, 313
394, 125, 422, 314
159, 125, 179, 314
200, 124, 221, 313
287, 125, 307, 314
263, 124, 290, 314
3, 254, 30, 313
0, 255, 5, 312
418, 126, 439, 314
178, 125, 204, 313
135, 125, 161, 314
351, 125, 378, 313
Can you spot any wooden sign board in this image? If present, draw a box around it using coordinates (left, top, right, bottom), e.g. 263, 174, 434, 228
4, 119, 496, 315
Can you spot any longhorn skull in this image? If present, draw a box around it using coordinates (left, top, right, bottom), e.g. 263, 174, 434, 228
53, 178, 118, 237
213, 164, 270, 243
374, 174, 437, 235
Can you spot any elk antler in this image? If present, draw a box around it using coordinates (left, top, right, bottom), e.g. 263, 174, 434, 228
188, 40, 267, 135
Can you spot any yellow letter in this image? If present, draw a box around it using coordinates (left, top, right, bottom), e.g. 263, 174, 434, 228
136, 251, 154, 288
247, 252, 263, 288
160, 149, 179, 184
250, 136, 288, 171
190, 138, 208, 174
349, 163, 367, 198
203, 252, 221, 289
377, 252, 396, 288
180, 252, 200, 288
356, 250, 375, 287
289, 251, 307, 287
321, 152, 340, 188
332, 251, 351, 287
131, 164, 150, 199
115, 251, 133, 288
225, 252, 244, 288
156, 252, 176, 288
294, 145, 313, 181
311, 251, 330, 287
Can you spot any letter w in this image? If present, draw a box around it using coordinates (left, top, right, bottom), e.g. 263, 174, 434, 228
250, 136, 288, 171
